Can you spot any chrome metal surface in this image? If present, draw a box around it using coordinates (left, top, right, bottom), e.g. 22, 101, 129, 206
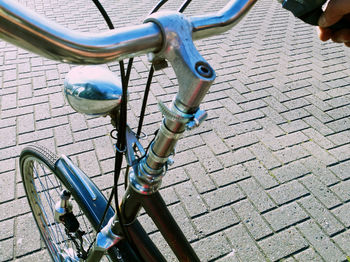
54, 190, 73, 223
190, 0, 257, 40
95, 217, 121, 250
125, 126, 146, 167
0, 0, 257, 63
145, 11, 216, 111
0, 0, 162, 64
64, 66, 123, 116
186, 109, 208, 130
129, 160, 165, 195
129, 12, 216, 194
86, 217, 122, 262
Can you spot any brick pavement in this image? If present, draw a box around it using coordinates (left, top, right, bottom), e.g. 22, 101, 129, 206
1, 0, 350, 261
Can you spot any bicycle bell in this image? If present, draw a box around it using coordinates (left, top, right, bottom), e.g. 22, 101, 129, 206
64, 65, 123, 116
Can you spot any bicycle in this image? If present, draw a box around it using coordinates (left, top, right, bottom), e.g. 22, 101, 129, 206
0, 0, 348, 261
0, 0, 257, 261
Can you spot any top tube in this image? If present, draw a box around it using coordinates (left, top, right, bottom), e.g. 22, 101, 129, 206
0, 0, 256, 64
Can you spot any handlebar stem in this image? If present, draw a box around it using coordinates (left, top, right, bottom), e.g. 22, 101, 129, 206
129, 12, 216, 194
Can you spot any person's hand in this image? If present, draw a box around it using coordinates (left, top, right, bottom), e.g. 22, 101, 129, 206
318, 0, 350, 47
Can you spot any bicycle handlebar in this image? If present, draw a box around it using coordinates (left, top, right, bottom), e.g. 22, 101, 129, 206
0, 0, 256, 64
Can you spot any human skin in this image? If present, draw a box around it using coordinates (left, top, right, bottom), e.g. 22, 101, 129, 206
318, 0, 350, 47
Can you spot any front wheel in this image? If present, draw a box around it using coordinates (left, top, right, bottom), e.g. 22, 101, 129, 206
20, 144, 117, 261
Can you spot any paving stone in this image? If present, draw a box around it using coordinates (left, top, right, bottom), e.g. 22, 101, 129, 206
174, 181, 207, 218
15, 214, 41, 257
258, 228, 308, 261
18, 129, 53, 145
249, 143, 281, 169
192, 232, 232, 262
327, 130, 350, 147
192, 145, 223, 173
274, 145, 310, 165
329, 160, 350, 180
277, 131, 309, 148
301, 156, 340, 186
330, 180, 350, 202
304, 116, 334, 136
302, 128, 334, 149
225, 132, 259, 150
327, 118, 350, 133
244, 160, 279, 189
329, 144, 350, 162
0, 219, 14, 241
0, 171, 15, 203
193, 206, 239, 236
298, 195, 344, 236
200, 131, 230, 155
332, 202, 350, 227
297, 221, 345, 262
239, 177, 276, 213
263, 202, 308, 232
214, 251, 241, 262
233, 199, 273, 240
293, 248, 323, 262
271, 161, 310, 183
0, 238, 13, 261
299, 174, 342, 209
162, 166, 188, 188
268, 180, 309, 205
210, 164, 250, 187
0, 126, 16, 149
225, 224, 266, 261
0, 198, 30, 221
77, 150, 101, 177
184, 162, 216, 193
203, 184, 245, 210
13, 250, 51, 262
333, 231, 350, 255
258, 118, 285, 137
301, 141, 337, 166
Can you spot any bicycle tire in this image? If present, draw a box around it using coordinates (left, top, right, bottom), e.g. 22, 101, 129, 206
20, 144, 126, 262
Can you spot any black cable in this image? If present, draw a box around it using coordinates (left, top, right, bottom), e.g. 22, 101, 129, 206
91, 0, 115, 29
136, 66, 155, 138
178, 0, 192, 13
150, 0, 168, 15
89, 0, 131, 246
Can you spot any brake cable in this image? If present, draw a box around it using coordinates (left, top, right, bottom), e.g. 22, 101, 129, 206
90, 0, 194, 254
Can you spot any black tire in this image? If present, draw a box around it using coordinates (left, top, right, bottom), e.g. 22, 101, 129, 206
20, 144, 124, 262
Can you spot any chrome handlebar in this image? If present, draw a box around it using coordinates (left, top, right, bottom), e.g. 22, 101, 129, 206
0, 0, 256, 64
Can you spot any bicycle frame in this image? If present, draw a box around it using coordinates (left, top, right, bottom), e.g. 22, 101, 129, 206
0, 0, 258, 261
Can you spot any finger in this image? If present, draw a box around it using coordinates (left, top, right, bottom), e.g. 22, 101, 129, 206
319, 0, 350, 27
331, 28, 350, 43
318, 27, 332, 41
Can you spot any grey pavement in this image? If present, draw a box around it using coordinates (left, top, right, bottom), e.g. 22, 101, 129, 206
1, 0, 350, 261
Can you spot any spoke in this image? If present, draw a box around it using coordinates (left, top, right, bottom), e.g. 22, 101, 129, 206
24, 154, 98, 261
33, 162, 69, 250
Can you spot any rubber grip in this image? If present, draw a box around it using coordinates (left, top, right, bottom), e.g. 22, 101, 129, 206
301, 8, 349, 31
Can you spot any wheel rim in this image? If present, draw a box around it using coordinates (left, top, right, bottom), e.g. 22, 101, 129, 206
22, 156, 95, 262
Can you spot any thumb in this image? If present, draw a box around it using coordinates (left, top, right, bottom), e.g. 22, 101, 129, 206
319, 0, 350, 27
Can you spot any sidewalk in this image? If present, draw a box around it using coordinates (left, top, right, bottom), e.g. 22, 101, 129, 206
1, 0, 350, 261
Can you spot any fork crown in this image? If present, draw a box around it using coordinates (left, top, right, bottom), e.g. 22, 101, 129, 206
129, 11, 216, 195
